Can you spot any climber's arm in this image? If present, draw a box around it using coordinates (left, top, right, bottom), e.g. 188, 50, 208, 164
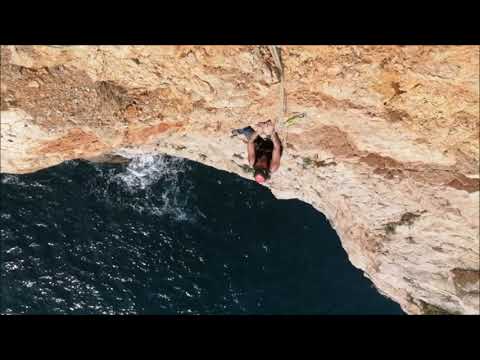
270, 131, 282, 173
248, 131, 259, 166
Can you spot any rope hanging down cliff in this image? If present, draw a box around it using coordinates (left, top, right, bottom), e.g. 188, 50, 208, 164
267, 46, 306, 152
268, 46, 287, 130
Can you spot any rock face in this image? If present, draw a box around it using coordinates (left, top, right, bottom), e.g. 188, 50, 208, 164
1, 45, 479, 314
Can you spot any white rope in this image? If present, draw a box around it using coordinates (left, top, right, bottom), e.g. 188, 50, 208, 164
268, 46, 287, 126
268, 45, 288, 149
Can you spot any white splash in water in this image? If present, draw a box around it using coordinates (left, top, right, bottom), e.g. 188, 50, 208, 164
108, 153, 194, 221
114, 154, 185, 191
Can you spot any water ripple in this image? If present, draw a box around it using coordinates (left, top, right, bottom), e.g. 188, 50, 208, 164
0, 157, 404, 315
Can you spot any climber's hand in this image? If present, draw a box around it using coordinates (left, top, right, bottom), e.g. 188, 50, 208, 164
256, 120, 274, 135
263, 122, 274, 136
255, 122, 266, 135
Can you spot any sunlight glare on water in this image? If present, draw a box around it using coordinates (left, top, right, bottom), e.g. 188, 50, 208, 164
0, 154, 404, 315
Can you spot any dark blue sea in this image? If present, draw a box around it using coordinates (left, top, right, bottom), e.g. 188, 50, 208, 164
0, 154, 403, 314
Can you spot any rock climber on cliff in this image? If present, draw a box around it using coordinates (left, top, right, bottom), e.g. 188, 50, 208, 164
231, 120, 283, 184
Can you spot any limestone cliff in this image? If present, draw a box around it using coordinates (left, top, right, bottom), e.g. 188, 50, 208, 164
1, 45, 479, 314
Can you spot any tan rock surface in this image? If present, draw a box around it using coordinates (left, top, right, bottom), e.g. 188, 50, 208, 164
1, 45, 479, 314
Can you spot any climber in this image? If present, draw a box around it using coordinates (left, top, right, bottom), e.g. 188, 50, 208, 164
231, 120, 283, 184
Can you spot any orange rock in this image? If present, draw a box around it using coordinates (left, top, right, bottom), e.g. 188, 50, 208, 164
1, 45, 478, 314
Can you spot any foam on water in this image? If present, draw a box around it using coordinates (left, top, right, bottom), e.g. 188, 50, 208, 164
101, 153, 194, 222
114, 153, 185, 191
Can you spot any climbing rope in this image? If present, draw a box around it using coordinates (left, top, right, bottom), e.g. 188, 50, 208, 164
267, 46, 307, 155
267, 45, 289, 153
268, 45, 287, 131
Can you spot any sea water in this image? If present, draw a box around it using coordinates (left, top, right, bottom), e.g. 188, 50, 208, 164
0, 154, 403, 314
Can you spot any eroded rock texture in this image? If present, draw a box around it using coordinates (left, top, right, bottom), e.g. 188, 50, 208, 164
1, 45, 479, 314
